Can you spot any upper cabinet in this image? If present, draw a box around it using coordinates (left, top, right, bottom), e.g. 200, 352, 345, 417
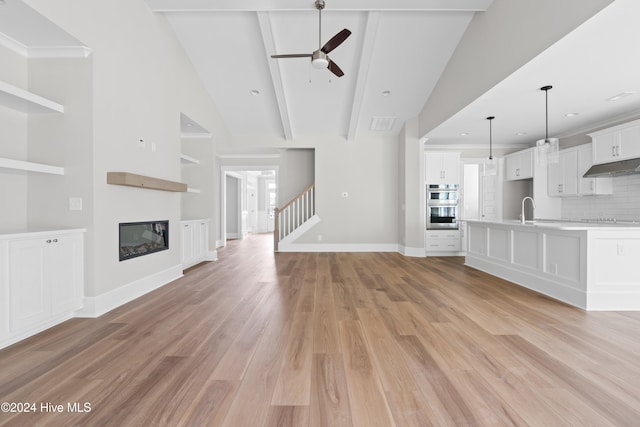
547, 143, 612, 197
505, 148, 533, 181
577, 144, 612, 196
589, 119, 640, 164
425, 151, 460, 184
548, 150, 578, 197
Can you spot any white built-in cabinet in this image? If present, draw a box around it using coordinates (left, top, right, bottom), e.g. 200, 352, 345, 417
425, 230, 461, 253
425, 151, 460, 184
0, 80, 65, 175
548, 143, 612, 197
1, 229, 84, 349
589, 119, 640, 164
181, 219, 209, 269
577, 144, 612, 195
548, 150, 578, 196
504, 148, 534, 181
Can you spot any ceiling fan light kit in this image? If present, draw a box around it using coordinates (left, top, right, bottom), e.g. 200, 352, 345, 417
271, 0, 351, 78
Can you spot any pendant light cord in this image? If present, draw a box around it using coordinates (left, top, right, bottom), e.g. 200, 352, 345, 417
486, 116, 495, 160
541, 85, 552, 143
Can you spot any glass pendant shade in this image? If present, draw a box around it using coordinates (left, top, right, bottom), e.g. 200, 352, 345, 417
483, 157, 498, 176
536, 137, 559, 165
536, 85, 560, 165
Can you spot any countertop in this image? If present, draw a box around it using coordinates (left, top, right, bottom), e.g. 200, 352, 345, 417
0, 228, 87, 239
463, 219, 640, 230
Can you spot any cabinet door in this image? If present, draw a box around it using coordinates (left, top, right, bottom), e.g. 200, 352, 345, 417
9, 239, 49, 332
561, 150, 578, 196
592, 132, 619, 164
440, 153, 460, 184
181, 222, 194, 266
619, 126, 640, 159
578, 145, 612, 195
505, 151, 533, 181
425, 152, 460, 184
49, 235, 83, 316
547, 161, 563, 196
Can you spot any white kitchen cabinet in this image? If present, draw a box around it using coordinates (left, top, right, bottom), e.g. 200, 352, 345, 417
1, 229, 84, 349
425, 151, 460, 184
577, 144, 612, 195
505, 149, 534, 181
548, 150, 578, 197
181, 219, 210, 269
425, 230, 461, 254
589, 120, 640, 164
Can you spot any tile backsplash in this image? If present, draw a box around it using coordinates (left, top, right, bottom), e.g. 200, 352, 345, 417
562, 174, 640, 221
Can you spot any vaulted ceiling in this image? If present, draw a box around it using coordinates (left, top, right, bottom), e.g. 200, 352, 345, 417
145, 0, 493, 141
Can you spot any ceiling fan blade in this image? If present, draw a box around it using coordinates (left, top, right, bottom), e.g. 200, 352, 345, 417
271, 53, 313, 58
321, 28, 351, 54
327, 59, 345, 77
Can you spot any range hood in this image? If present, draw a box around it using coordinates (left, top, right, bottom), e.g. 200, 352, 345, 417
583, 158, 640, 177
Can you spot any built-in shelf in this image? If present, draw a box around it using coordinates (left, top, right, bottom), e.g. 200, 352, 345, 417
0, 157, 64, 175
187, 187, 201, 194
180, 153, 200, 164
107, 172, 187, 192
0, 80, 64, 114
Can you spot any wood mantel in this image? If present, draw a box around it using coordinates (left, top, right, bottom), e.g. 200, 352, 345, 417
107, 172, 187, 192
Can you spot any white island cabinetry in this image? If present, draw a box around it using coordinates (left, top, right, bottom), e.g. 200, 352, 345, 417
465, 220, 640, 310
0, 229, 85, 349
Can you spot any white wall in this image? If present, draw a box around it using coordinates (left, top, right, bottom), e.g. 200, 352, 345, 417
0, 46, 29, 230
563, 175, 640, 221
419, 0, 614, 137
24, 0, 229, 299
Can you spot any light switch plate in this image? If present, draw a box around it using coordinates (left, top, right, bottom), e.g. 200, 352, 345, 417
69, 197, 83, 211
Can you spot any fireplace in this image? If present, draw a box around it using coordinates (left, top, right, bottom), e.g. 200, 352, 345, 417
119, 220, 169, 261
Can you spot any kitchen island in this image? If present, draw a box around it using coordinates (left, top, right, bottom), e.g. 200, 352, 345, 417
464, 219, 640, 310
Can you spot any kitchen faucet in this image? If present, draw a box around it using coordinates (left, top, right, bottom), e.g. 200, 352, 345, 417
521, 196, 536, 224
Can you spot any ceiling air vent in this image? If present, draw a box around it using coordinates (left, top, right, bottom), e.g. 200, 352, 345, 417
369, 116, 397, 132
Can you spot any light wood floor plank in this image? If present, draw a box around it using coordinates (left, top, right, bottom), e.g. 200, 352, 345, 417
1, 234, 640, 426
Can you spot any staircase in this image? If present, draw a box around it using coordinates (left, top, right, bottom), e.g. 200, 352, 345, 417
274, 184, 317, 251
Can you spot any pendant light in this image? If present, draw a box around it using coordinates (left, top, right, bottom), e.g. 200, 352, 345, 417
536, 85, 559, 165
484, 116, 498, 176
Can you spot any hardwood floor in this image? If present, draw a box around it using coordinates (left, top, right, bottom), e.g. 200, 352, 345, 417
2, 233, 640, 426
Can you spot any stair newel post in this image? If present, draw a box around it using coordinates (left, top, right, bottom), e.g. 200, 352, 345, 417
274, 207, 280, 251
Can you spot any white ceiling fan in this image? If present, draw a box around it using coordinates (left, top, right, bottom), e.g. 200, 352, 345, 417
271, 0, 352, 77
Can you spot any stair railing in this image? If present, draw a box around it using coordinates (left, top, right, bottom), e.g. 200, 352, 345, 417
274, 183, 315, 251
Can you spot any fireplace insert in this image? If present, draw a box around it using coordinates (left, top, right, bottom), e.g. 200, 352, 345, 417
119, 220, 169, 261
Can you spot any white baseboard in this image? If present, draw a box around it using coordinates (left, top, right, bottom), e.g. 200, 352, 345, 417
278, 242, 400, 253
399, 245, 426, 257
75, 264, 183, 318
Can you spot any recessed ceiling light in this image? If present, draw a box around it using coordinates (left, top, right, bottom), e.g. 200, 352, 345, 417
606, 91, 636, 101
382, 90, 391, 97
565, 112, 580, 117
250, 89, 260, 96
461, 132, 470, 136
185, 123, 192, 127
516, 132, 528, 136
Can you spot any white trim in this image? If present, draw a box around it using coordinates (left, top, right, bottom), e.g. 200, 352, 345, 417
75, 265, 183, 318
277, 243, 400, 253
217, 154, 281, 159
465, 254, 587, 309
0, 312, 74, 350
27, 46, 92, 58
206, 250, 218, 261
399, 245, 426, 257
278, 215, 321, 246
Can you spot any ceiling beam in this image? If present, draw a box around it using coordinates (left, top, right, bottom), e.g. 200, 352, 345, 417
347, 11, 379, 141
146, 0, 493, 12
257, 12, 293, 141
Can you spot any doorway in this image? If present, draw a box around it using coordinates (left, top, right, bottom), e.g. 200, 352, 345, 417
221, 166, 278, 247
